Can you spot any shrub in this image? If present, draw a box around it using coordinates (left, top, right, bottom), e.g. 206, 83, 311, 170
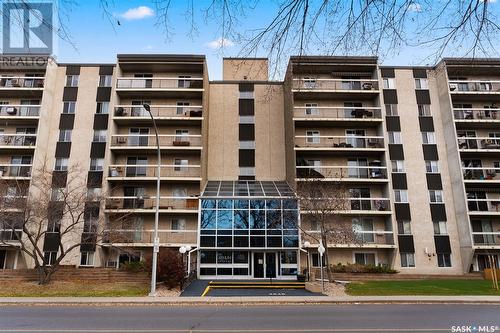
331, 263, 398, 274
144, 249, 186, 289
120, 260, 146, 273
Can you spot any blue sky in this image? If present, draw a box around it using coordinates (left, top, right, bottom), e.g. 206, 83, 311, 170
54, 0, 499, 80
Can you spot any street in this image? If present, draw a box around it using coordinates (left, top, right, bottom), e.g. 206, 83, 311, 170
0, 304, 499, 333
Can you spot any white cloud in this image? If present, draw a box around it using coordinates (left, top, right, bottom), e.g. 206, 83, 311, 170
407, 3, 422, 12
205, 37, 235, 49
120, 6, 154, 20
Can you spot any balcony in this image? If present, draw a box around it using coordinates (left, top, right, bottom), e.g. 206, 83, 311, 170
453, 108, 499, 129
0, 164, 32, 179
292, 78, 379, 100
458, 137, 500, 155
0, 105, 40, 119
472, 232, 500, 249
110, 134, 202, 152
113, 105, 203, 124
0, 77, 44, 97
449, 80, 500, 101
302, 230, 395, 248
108, 164, 201, 181
293, 106, 382, 127
467, 199, 500, 216
301, 198, 391, 215
104, 196, 199, 213
294, 135, 385, 155
463, 167, 500, 186
0, 134, 37, 150
295, 165, 387, 182
115, 77, 203, 98
103, 229, 197, 246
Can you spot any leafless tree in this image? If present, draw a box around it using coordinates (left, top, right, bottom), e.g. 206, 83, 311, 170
0, 165, 129, 284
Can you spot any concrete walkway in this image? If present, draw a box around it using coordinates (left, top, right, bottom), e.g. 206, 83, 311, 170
1, 295, 500, 305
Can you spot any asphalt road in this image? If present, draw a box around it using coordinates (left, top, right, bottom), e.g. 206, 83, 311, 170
0, 304, 499, 333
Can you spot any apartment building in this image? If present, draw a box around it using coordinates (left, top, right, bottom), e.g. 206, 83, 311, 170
0, 54, 498, 278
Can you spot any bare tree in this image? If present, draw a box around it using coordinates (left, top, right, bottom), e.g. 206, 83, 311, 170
0, 165, 129, 284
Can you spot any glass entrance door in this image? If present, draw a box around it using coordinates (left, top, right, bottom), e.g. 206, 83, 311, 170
253, 252, 277, 278
253, 252, 264, 278
265, 252, 277, 278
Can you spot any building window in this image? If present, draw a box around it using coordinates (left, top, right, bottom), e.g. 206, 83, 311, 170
172, 187, 187, 198
305, 103, 319, 116
418, 104, 431, 116
58, 129, 72, 142
62, 102, 76, 114
385, 104, 398, 116
51, 188, 64, 201
99, 75, 112, 87
388, 131, 402, 144
400, 253, 415, 267
54, 158, 68, 171
175, 129, 189, 142
80, 251, 95, 266
172, 218, 186, 231
429, 190, 444, 203
44, 251, 57, 266
90, 158, 104, 171
174, 158, 188, 171
433, 221, 448, 235
178, 75, 192, 88
415, 78, 429, 90
306, 130, 320, 144
397, 221, 412, 235
311, 253, 326, 267
394, 190, 408, 203
176, 101, 190, 115
494, 161, 500, 173
437, 253, 452, 267
87, 187, 102, 201
421, 132, 436, 144
352, 218, 374, 243
96, 102, 109, 114
425, 160, 439, 173
354, 253, 376, 265
239, 90, 254, 99
488, 132, 500, 145
93, 130, 107, 142
66, 75, 79, 87
382, 78, 395, 89
47, 219, 61, 233
303, 77, 316, 88
391, 160, 405, 173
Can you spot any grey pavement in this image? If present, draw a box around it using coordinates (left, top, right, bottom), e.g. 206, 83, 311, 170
0, 304, 498, 333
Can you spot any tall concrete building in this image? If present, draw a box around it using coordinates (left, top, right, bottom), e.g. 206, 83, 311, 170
0, 54, 498, 278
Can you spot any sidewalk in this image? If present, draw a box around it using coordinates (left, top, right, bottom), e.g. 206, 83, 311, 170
1, 295, 500, 305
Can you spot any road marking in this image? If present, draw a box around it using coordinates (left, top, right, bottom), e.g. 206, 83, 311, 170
0, 328, 451, 332
201, 285, 211, 297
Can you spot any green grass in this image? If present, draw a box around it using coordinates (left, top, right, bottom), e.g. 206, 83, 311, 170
0, 281, 149, 297
346, 279, 500, 296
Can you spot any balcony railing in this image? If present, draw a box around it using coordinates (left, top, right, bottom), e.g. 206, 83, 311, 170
472, 232, 500, 246
0, 134, 37, 147
0, 164, 32, 178
458, 137, 500, 150
110, 134, 202, 148
292, 79, 379, 91
449, 80, 500, 93
104, 229, 197, 245
108, 164, 201, 178
303, 230, 395, 246
467, 199, 500, 213
453, 108, 499, 120
462, 167, 500, 181
116, 77, 203, 90
293, 106, 382, 120
105, 196, 199, 211
295, 166, 387, 180
0, 105, 40, 117
114, 105, 203, 118
301, 198, 390, 212
0, 77, 44, 89
295, 135, 384, 149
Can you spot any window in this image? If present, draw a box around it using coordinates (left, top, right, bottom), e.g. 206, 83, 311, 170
47, 219, 60, 233
437, 253, 452, 267
86, 187, 102, 201
382, 78, 395, 89
397, 221, 412, 235
425, 160, 439, 173
415, 78, 429, 90
175, 129, 189, 142
66, 75, 79, 87
494, 161, 500, 173
306, 159, 321, 173
51, 188, 64, 201
418, 104, 431, 116
433, 221, 448, 235
422, 132, 436, 144
305, 103, 319, 116
58, 129, 71, 142
354, 253, 376, 265
99, 75, 112, 87
90, 158, 104, 171
303, 77, 316, 88
394, 190, 408, 203
171, 218, 186, 231
311, 253, 326, 267
489, 132, 500, 145
44, 251, 57, 266
385, 104, 398, 116
62, 102, 76, 114
93, 130, 107, 142
174, 159, 188, 171
239, 90, 254, 99
400, 253, 415, 267
54, 158, 68, 171
96, 102, 109, 114
429, 190, 444, 203
80, 251, 95, 266
391, 160, 405, 173
172, 187, 187, 197
352, 218, 374, 243
178, 75, 192, 88
176, 101, 190, 115
306, 130, 320, 144
388, 131, 402, 144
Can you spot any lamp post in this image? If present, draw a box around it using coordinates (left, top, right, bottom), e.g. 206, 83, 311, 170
318, 241, 326, 294
303, 241, 311, 281
179, 245, 192, 276
143, 104, 161, 297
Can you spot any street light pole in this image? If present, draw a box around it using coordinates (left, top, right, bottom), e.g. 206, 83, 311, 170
144, 104, 161, 297
318, 241, 326, 294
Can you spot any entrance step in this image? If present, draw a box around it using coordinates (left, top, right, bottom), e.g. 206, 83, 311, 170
208, 280, 305, 289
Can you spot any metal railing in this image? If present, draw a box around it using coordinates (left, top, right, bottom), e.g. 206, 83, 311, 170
303, 230, 395, 246
293, 106, 382, 119
462, 167, 500, 181
0, 105, 40, 117
116, 77, 203, 89
458, 137, 500, 150
295, 165, 387, 179
104, 229, 197, 244
449, 80, 500, 93
467, 199, 500, 213
108, 164, 201, 178
114, 105, 203, 118
295, 135, 384, 149
105, 196, 199, 210
0, 134, 37, 147
0, 76, 45, 89
453, 108, 499, 120
110, 134, 202, 148
292, 78, 379, 91
301, 197, 391, 212
472, 231, 500, 246
0, 164, 32, 177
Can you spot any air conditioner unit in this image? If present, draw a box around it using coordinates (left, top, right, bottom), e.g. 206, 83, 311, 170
117, 136, 127, 144
449, 83, 458, 91
115, 107, 125, 116
6, 107, 17, 115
